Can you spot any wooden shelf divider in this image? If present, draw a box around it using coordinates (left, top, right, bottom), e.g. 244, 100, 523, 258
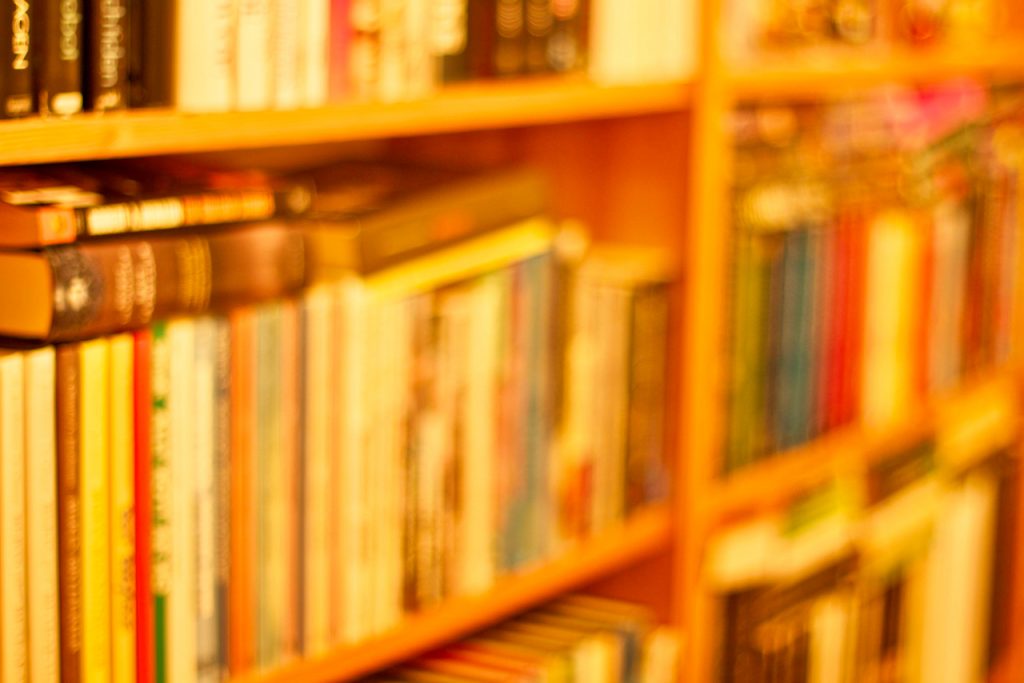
0, 79, 691, 166
708, 369, 1021, 522
230, 505, 673, 683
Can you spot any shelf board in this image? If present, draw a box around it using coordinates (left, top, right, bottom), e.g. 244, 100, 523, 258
709, 370, 1021, 521
230, 504, 672, 683
0, 78, 690, 166
726, 42, 1024, 100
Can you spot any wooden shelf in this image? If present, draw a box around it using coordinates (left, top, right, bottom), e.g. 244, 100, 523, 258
230, 505, 672, 683
708, 370, 1021, 522
0, 78, 691, 166
726, 42, 1024, 100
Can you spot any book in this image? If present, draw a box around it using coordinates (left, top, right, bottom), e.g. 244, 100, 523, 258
0, 352, 27, 683
108, 334, 136, 683
236, 0, 272, 111
86, 0, 129, 110
79, 337, 111, 683
149, 323, 170, 683
127, 0, 172, 107
0, 222, 308, 341
56, 343, 81, 683
37, 0, 82, 115
175, 0, 235, 112
24, 346, 60, 683
194, 317, 220, 683
133, 329, 154, 683
2, 0, 35, 117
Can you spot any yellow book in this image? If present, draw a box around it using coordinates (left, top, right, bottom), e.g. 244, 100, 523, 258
109, 335, 136, 683
1, 351, 27, 683
24, 347, 60, 683
80, 338, 111, 683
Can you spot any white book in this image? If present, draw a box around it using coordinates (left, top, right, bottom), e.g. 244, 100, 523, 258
24, 347, 59, 683
168, 320, 198, 683
301, 0, 330, 107
273, 0, 302, 109
193, 318, 219, 683
302, 287, 331, 656
237, 0, 274, 110
377, 0, 406, 101
1, 352, 27, 683
458, 278, 500, 595
176, 0, 236, 112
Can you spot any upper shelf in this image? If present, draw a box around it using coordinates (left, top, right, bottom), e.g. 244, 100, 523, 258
0, 78, 691, 166
726, 41, 1024, 100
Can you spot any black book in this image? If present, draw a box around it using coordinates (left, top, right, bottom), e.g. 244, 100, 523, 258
2, 0, 35, 117
127, 0, 170, 107
85, 0, 128, 110
37, 0, 83, 115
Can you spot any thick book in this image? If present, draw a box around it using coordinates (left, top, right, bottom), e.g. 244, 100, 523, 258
127, 0, 171, 107
0, 352, 27, 683
56, 343, 82, 683
304, 165, 549, 276
37, 0, 83, 115
2, 0, 35, 116
86, 0, 129, 110
0, 222, 308, 341
24, 346, 61, 683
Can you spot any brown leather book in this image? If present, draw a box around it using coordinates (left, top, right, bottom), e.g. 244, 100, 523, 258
0, 223, 308, 341
37, 0, 83, 115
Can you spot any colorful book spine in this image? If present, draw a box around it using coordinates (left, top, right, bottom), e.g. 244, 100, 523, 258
1, 352, 27, 683
87, 0, 129, 110
2, 0, 35, 116
56, 343, 82, 683
149, 324, 170, 683
37, 0, 83, 115
133, 329, 154, 683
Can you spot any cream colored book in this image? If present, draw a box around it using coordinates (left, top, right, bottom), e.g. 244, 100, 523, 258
193, 318, 219, 683
1, 351, 27, 683
80, 338, 111, 683
108, 335, 136, 683
24, 347, 60, 683
175, 0, 236, 112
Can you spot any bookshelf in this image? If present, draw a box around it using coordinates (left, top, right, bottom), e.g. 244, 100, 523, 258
0, 1, 1022, 683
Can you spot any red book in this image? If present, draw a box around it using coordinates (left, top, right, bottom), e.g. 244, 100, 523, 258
133, 329, 154, 683
328, 0, 350, 102
843, 209, 868, 425
916, 213, 935, 398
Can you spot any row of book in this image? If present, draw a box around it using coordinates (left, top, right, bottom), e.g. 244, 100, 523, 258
709, 397, 1018, 683
0, 0, 693, 119
723, 84, 1024, 471
0, 217, 673, 682
363, 594, 681, 683
725, 0, 1005, 60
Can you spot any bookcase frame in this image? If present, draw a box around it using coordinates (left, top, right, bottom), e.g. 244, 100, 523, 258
2, 2, 1023, 681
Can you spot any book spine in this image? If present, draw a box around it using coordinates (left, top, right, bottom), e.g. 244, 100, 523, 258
279, 300, 302, 658
24, 347, 60, 683
3, 0, 35, 116
493, 0, 524, 76
175, 0, 235, 112
1, 352, 27, 683
523, 0, 550, 73
133, 329, 154, 683
167, 320, 198, 683
128, 0, 171, 107
108, 334, 136, 683
87, 0, 128, 110
28, 224, 306, 342
236, 0, 272, 111
56, 343, 82, 683
547, 0, 583, 73
213, 319, 231, 679
434, 0, 469, 83
348, 0, 378, 100
149, 324, 170, 683
327, 0, 349, 101
228, 308, 254, 674
302, 0, 329, 106
272, 0, 301, 110
38, 0, 83, 115
79, 338, 111, 683
194, 318, 219, 683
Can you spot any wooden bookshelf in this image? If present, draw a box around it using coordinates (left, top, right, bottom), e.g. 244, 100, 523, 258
229, 506, 672, 683
727, 41, 1024, 100
709, 370, 1021, 522
0, 78, 691, 166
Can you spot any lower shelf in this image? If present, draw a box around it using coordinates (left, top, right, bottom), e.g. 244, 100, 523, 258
709, 369, 1021, 522
231, 504, 673, 683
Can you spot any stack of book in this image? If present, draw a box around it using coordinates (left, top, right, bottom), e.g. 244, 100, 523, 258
724, 0, 1002, 60
0, 160, 675, 682
724, 83, 1024, 471
0, 0, 694, 119
709, 427, 1016, 683
366, 594, 682, 683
